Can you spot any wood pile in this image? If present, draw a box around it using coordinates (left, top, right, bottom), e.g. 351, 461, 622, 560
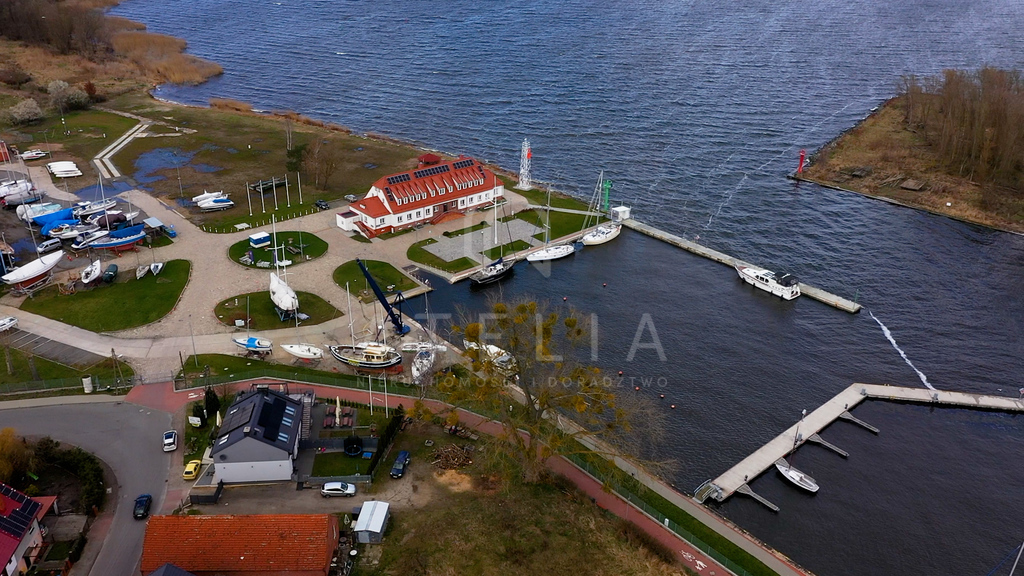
431, 444, 473, 470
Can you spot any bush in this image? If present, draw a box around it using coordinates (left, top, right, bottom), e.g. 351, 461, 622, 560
5, 98, 43, 125
48, 80, 90, 111
0, 66, 31, 87
68, 536, 87, 563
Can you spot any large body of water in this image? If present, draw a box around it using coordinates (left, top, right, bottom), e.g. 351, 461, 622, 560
109, 1, 1024, 574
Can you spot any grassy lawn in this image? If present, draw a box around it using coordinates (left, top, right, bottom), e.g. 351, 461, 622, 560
105, 93, 420, 228
20, 260, 190, 332
406, 238, 479, 273
214, 290, 342, 328
377, 228, 415, 240
25, 109, 139, 164
442, 221, 489, 238
0, 351, 133, 386
177, 353, 363, 386
311, 452, 368, 476
498, 175, 590, 211
226, 231, 328, 268
43, 540, 74, 562
509, 209, 589, 241
481, 240, 532, 260
333, 260, 418, 303
362, 438, 679, 575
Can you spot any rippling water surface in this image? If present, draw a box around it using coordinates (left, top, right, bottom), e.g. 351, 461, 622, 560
109, 1, 1024, 574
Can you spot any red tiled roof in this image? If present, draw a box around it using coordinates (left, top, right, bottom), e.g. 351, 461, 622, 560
140, 515, 339, 575
30, 496, 56, 522
351, 158, 499, 220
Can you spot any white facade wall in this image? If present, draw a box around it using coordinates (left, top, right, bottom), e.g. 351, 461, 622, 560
352, 180, 505, 234
214, 459, 292, 483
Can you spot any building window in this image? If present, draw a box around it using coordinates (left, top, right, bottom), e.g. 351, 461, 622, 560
398, 215, 403, 223
416, 210, 421, 218
378, 218, 384, 225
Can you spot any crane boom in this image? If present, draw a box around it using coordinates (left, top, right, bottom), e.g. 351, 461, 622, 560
356, 258, 410, 335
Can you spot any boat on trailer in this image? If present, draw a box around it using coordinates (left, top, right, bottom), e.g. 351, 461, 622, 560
2, 251, 64, 288
735, 265, 801, 300
281, 343, 324, 360
81, 260, 101, 284
329, 342, 402, 369
233, 336, 273, 353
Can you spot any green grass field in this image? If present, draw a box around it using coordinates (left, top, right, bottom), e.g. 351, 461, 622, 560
498, 175, 590, 211
226, 231, 328, 268
406, 238, 479, 273
0, 351, 133, 386
311, 452, 367, 476
214, 290, 342, 329
508, 209, 589, 241
333, 260, 418, 302
28, 109, 139, 163
20, 260, 191, 332
443, 221, 489, 238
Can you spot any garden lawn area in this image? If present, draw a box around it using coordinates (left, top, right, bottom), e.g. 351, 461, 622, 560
442, 221, 489, 238
177, 354, 362, 387
481, 240, 532, 260
406, 238, 479, 273
508, 209, 589, 241
311, 452, 367, 476
20, 260, 190, 332
28, 109, 139, 163
497, 175, 590, 211
227, 231, 328, 268
214, 290, 342, 329
333, 260, 418, 302
0, 352, 133, 386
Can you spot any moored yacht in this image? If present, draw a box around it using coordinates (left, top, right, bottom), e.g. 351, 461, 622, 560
735, 265, 801, 300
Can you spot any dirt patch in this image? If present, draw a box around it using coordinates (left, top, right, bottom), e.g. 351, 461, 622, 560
434, 469, 473, 492
33, 464, 84, 512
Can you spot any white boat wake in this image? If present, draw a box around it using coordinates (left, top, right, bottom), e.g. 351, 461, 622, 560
869, 311, 935, 391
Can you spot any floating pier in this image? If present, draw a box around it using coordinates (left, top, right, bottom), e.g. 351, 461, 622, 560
697, 383, 1024, 509
621, 218, 862, 314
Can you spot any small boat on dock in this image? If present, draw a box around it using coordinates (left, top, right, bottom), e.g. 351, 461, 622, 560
281, 343, 324, 360
233, 336, 273, 353
191, 190, 226, 204
329, 342, 402, 369
89, 224, 145, 250
70, 230, 110, 251
735, 265, 801, 300
136, 265, 150, 280
81, 260, 101, 284
73, 198, 117, 218
1, 251, 64, 287
198, 196, 234, 211
269, 272, 299, 311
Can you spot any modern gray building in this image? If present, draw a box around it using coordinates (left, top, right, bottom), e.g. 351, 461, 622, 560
211, 387, 303, 483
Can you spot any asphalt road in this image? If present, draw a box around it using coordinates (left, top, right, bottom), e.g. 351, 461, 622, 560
1, 402, 171, 576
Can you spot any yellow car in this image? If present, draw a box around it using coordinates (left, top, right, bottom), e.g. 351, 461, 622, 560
182, 460, 202, 480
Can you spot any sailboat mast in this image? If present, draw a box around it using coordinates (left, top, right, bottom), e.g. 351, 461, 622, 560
345, 282, 355, 345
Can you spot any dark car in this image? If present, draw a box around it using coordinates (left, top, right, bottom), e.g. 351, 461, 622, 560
315, 199, 330, 210
390, 450, 410, 479
133, 494, 152, 519
102, 264, 118, 283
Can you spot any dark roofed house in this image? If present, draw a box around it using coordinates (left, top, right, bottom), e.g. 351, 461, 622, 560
1, 484, 45, 576
211, 387, 303, 483
140, 515, 339, 576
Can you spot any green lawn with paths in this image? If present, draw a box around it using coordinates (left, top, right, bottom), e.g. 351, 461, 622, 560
406, 238, 479, 273
227, 231, 328, 268
214, 290, 342, 329
20, 260, 190, 332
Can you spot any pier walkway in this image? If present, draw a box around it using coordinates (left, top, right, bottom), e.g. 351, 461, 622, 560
622, 219, 862, 313
698, 383, 1024, 506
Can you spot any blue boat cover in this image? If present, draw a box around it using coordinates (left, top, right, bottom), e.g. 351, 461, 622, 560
108, 224, 144, 239
33, 207, 74, 225
42, 219, 79, 236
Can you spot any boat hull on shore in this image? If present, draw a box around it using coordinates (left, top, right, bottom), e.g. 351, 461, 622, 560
329, 342, 402, 369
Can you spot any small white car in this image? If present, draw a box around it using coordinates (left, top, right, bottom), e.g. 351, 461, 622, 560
0, 317, 17, 332
162, 430, 178, 452
320, 481, 356, 498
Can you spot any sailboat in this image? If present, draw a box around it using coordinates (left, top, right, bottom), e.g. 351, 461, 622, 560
470, 199, 516, 285
581, 172, 622, 246
150, 240, 164, 276
81, 260, 101, 285
327, 282, 402, 369
1, 251, 64, 288
231, 296, 273, 353
268, 217, 299, 312
526, 188, 575, 262
774, 409, 819, 493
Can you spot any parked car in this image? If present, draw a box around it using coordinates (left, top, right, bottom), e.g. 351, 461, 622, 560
182, 460, 202, 480
320, 481, 356, 498
0, 316, 17, 332
102, 264, 118, 283
390, 450, 410, 479
133, 494, 152, 519
36, 238, 61, 254
162, 430, 178, 452
344, 194, 359, 202
315, 199, 330, 210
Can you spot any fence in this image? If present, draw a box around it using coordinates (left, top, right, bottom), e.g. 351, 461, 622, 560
567, 453, 757, 576
0, 375, 134, 397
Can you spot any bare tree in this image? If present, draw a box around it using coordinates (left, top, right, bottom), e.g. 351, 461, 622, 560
446, 298, 671, 484
301, 138, 343, 188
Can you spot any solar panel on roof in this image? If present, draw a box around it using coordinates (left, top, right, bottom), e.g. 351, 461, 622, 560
387, 173, 411, 185
413, 164, 450, 179
453, 159, 474, 170
0, 484, 40, 538
221, 402, 256, 435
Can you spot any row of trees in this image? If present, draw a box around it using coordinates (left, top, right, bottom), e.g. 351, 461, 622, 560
900, 67, 1024, 188
0, 0, 108, 55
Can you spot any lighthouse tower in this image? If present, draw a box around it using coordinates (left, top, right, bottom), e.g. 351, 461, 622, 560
515, 138, 531, 190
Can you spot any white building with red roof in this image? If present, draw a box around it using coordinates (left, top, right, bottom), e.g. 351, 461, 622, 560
1, 484, 55, 576
337, 157, 504, 238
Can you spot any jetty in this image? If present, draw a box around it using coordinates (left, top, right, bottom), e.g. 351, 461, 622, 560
621, 218, 862, 314
695, 383, 1024, 509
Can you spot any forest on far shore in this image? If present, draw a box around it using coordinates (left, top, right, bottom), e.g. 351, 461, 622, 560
900, 67, 1024, 191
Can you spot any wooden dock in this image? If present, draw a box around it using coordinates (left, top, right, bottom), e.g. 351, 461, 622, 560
621, 218, 862, 314
698, 383, 1024, 507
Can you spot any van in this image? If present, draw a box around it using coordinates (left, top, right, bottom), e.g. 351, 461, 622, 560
390, 450, 410, 479
36, 238, 61, 254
